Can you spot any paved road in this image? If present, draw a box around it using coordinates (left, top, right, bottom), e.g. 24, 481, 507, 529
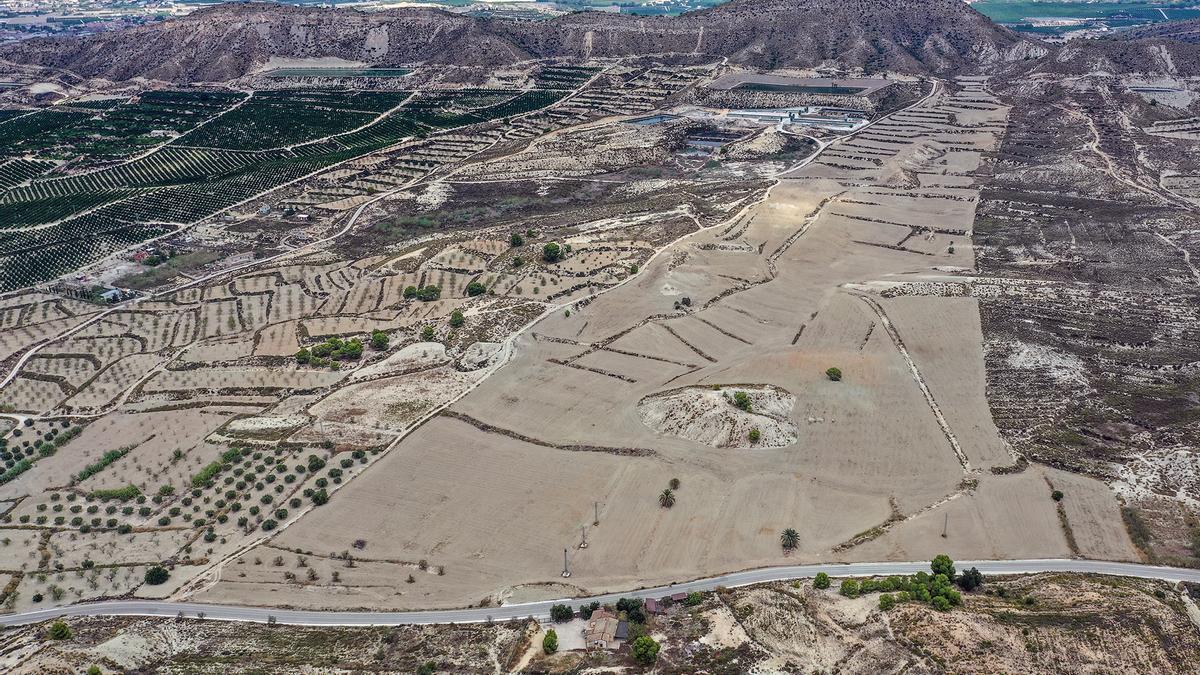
2, 559, 1197, 628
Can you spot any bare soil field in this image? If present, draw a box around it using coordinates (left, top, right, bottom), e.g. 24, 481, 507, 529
0, 66, 1171, 618
187, 77, 1139, 609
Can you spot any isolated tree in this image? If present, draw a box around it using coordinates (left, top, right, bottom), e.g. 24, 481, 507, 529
659, 488, 676, 508
631, 636, 660, 665
813, 572, 831, 589
733, 391, 752, 412
549, 604, 573, 622
839, 579, 860, 598
780, 528, 800, 551
957, 566, 985, 592
144, 566, 170, 585
403, 285, 418, 299
466, 281, 487, 297
46, 620, 72, 640
669, 477, 680, 490
420, 325, 435, 341
417, 285, 441, 302
825, 367, 842, 381
449, 310, 465, 328
542, 242, 562, 262
931, 554, 956, 580
370, 330, 389, 350
510, 232, 524, 247
543, 628, 558, 654
512, 256, 524, 268
748, 428, 761, 443
1051, 489, 1064, 501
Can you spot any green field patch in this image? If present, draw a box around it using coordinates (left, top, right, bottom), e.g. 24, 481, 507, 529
265, 67, 412, 78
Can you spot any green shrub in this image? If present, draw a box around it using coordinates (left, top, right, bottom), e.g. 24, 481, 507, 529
631, 636, 660, 665
144, 566, 169, 585
46, 620, 72, 640
825, 367, 842, 381
549, 604, 573, 622
813, 572, 831, 589
542, 628, 558, 654
88, 486, 140, 501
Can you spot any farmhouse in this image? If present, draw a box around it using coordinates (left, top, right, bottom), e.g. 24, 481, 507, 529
583, 608, 620, 649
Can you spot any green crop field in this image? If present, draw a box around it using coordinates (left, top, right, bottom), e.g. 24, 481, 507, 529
179, 90, 412, 150
0, 86, 563, 292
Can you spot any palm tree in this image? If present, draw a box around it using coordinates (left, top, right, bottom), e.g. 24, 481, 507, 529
780, 528, 800, 551
658, 489, 675, 509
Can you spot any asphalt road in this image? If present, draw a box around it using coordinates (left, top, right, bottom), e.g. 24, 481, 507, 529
2, 559, 1198, 628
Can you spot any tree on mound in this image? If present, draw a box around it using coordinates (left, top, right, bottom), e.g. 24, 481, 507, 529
659, 488, 676, 508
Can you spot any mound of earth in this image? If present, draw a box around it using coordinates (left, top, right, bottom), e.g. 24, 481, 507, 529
637, 385, 797, 449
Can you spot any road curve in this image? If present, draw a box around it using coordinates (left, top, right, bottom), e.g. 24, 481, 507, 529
2, 559, 1197, 628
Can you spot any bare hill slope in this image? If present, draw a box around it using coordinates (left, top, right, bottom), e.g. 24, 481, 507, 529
0, 0, 1042, 82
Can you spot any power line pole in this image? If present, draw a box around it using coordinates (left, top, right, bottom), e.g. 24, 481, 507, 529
561, 548, 571, 578
941, 513, 948, 538
593, 501, 600, 526
579, 525, 588, 549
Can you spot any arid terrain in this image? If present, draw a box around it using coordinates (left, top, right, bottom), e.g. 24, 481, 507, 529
0, 0, 1197, 671
3, 571, 1199, 673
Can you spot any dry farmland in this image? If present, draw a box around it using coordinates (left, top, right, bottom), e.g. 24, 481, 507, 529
0, 66, 1172, 617
182, 77, 1141, 610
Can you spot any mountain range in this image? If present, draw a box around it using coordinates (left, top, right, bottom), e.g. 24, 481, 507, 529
0, 0, 1044, 83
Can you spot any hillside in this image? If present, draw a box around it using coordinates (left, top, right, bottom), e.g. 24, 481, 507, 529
0, 0, 1042, 82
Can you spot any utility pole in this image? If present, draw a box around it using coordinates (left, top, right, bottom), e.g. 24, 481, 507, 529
579, 525, 588, 549
593, 501, 601, 526
561, 548, 571, 578
941, 513, 948, 539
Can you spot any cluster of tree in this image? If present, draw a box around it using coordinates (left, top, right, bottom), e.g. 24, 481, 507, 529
466, 281, 487, 297
542, 242, 573, 263
296, 337, 363, 367
829, 555, 984, 612
659, 478, 680, 508
403, 285, 442, 301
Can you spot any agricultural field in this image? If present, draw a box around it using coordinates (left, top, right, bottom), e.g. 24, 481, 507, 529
0, 50, 1193, 632
0, 84, 576, 291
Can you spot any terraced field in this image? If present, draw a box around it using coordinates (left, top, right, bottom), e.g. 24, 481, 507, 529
0, 87, 574, 291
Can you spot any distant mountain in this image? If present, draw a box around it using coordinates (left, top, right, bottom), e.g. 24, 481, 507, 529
1115, 18, 1200, 43
0, 0, 1044, 83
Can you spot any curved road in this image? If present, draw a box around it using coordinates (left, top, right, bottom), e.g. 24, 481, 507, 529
2, 559, 1197, 627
